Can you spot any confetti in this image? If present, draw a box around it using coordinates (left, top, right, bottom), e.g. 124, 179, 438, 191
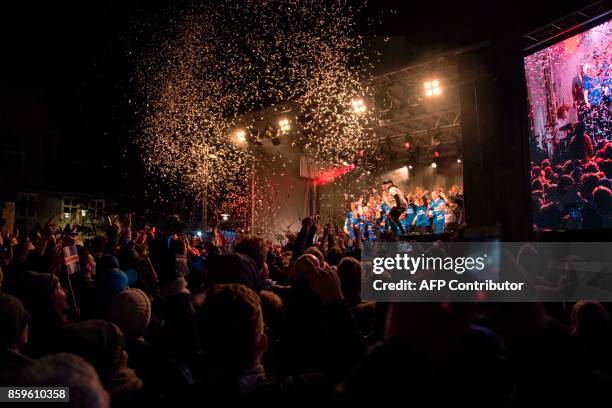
132, 0, 379, 229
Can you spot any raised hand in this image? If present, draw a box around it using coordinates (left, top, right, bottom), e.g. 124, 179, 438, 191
8, 232, 18, 248
45, 215, 58, 236
124, 213, 133, 229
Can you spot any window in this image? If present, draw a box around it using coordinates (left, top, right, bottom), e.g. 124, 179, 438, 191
62, 197, 80, 223
93, 199, 105, 220
17, 193, 38, 218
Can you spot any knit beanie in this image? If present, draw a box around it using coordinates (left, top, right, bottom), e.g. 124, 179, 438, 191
205, 253, 263, 292
108, 289, 151, 337
49, 320, 125, 381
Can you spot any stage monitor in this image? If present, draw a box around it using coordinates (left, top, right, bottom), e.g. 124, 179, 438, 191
524, 17, 611, 231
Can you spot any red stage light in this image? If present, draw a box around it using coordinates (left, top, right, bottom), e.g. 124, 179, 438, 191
314, 163, 356, 185
434, 150, 440, 158
404, 141, 411, 149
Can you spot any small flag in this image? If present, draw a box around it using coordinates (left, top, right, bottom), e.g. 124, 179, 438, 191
63, 245, 81, 275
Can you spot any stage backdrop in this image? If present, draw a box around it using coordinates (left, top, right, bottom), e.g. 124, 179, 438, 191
252, 137, 312, 242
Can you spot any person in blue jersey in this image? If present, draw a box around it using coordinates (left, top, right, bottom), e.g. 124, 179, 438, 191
583, 62, 606, 143
363, 196, 378, 241
583, 63, 604, 107
379, 190, 401, 236
429, 188, 447, 234
432, 201, 446, 234
412, 197, 430, 233
430, 188, 445, 213
343, 210, 355, 240
403, 196, 416, 233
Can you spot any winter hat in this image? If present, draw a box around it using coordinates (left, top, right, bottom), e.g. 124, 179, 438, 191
159, 277, 190, 299
24, 271, 57, 297
49, 320, 125, 380
98, 255, 120, 271
0, 293, 30, 348
117, 250, 139, 285
205, 253, 262, 292
122, 268, 138, 286
108, 289, 151, 337
97, 269, 129, 298
21, 271, 59, 312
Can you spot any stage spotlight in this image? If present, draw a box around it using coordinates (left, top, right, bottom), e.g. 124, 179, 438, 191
196, 231, 202, 237
408, 164, 413, 170
424, 79, 441, 97
234, 129, 246, 144
457, 158, 462, 163
351, 98, 367, 114
430, 162, 437, 169
221, 213, 230, 221
278, 118, 291, 134
403, 132, 412, 148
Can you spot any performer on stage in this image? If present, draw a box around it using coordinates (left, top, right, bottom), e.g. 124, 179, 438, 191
362, 196, 378, 241
403, 194, 416, 233
444, 200, 460, 234
382, 179, 408, 234
583, 62, 605, 144
430, 188, 447, 234
343, 209, 355, 240
413, 197, 430, 233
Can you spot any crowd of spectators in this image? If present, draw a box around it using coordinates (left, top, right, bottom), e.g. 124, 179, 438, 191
531, 137, 612, 230
1, 213, 612, 407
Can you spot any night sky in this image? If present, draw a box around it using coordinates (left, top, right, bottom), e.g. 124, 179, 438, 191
0, 0, 595, 202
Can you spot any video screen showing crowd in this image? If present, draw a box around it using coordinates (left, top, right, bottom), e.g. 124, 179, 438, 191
342, 180, 464, 241
525, 19, 611, 231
